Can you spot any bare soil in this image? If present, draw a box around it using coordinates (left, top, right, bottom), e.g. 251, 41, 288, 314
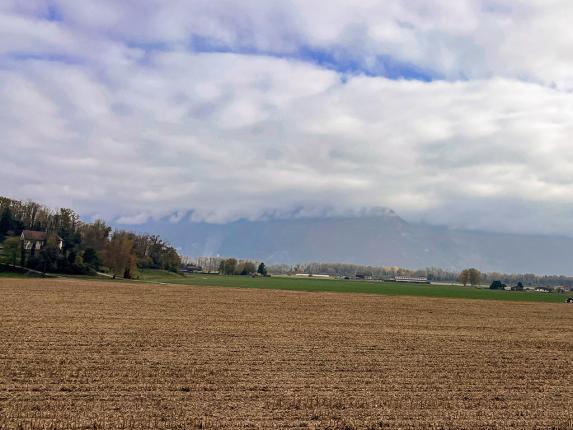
0, 278, 571, 429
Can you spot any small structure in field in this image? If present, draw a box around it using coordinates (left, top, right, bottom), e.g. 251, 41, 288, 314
392, 276, 430, 284
511, 282, 524, 291
180, 264, 202, 274
295, 273, 330, 278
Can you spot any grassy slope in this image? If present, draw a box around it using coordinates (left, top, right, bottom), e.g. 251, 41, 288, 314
138, 270, 568, 303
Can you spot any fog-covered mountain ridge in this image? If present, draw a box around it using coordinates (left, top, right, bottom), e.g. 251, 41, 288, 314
119, 210, 573, 275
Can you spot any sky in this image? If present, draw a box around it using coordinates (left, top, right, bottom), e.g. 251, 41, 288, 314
1, 0, 573, 235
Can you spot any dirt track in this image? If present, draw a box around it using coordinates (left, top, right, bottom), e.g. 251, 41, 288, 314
0, 278, 571, 429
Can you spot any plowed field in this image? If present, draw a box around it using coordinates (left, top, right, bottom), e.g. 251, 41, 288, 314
1, 278, 571, 429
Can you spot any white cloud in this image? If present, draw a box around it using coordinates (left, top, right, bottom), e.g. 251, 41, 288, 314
1, 1, 573, 235
7, 1, 571, 88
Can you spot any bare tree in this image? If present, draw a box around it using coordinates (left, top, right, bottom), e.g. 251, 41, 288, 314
468, 268, 481, 287
459, 269, 470, 287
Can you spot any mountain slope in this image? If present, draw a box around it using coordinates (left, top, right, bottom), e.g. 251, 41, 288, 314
121, 213, 573, 275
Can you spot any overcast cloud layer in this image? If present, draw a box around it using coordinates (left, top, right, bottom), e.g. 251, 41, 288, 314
1, 0, 573, 235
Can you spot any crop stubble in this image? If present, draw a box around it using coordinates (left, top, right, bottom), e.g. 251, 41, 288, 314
0, 278, 571, 429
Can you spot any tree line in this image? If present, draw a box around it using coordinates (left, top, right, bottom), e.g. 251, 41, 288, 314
218, 258, 267, 276
183, 256, 268, 276
267, 261, 573, 288
0, 196, 181, 278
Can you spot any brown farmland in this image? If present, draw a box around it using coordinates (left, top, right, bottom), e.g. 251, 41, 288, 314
0, 278, 572, 429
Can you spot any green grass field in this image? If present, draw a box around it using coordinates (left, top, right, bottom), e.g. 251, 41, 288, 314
136, 270, 569, 303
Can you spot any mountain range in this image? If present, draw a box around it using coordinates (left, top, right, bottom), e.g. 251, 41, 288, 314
120, 210, 573, 275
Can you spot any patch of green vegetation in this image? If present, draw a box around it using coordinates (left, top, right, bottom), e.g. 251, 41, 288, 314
138, 270, 567, 303
137, 269, 185, 281
0, 268, 43, 278
0, 272, 28, 278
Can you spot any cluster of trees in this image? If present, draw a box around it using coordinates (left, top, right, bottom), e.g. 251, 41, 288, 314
192, 256, 226, 273
0, 197, 181, 278
458, 268, 481, 287
217, 258, 267, 276
268, 262, 438, 279
482, 272, 573, 288
269, 262, 481, 283
267, 261, 573, 288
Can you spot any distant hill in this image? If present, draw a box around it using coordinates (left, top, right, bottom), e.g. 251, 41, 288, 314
121, 211, 573, 275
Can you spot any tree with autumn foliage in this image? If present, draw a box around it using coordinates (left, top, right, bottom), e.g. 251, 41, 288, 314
104, 231, 138, 279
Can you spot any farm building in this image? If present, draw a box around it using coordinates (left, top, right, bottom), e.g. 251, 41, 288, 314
392, 276, 430, 284
20, 230, 63, 255
180, 264, 202, 273
295, 273, 330, 278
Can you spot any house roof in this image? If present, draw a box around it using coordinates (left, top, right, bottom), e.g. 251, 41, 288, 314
21, 230, 48, 241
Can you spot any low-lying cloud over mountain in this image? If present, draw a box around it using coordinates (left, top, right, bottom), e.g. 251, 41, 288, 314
122, 211, 573, 275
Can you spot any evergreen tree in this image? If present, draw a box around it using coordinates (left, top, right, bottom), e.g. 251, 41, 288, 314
257, 262, 268, 276
0, 207, 14, 238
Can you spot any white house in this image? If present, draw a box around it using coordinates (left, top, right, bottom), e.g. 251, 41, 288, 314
20, 230, 63, 254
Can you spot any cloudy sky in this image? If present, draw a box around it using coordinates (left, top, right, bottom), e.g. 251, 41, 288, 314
1, 0, 573, 234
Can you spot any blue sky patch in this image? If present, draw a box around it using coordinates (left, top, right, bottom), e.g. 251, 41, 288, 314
189, 36, 435, 82
45, 3, 62, 22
